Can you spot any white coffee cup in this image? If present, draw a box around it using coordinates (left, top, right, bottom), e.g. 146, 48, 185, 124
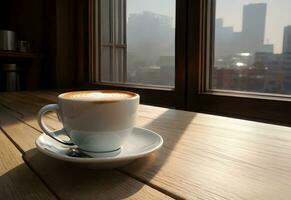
38, 90, 139, 152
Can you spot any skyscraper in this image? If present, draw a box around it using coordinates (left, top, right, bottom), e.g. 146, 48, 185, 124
215, 18, 235, 58
283, 26, 291, 53
241, 3, 267, 53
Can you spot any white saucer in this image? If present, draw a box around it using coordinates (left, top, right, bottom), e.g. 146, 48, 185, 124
35, 127, 163, 169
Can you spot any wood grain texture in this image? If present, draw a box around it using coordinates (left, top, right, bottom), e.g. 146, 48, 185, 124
0, 91, 172, 200
0, 51, 41, 59
0, 129, 57, 200
23, 149, 172, 200
0, 105, 41, 152
126, 106, 291, 200
2, 91, 291, 199
0, 92, 62, 133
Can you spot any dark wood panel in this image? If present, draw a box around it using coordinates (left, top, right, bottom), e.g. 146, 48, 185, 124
195, 93, 291, 126
42, 0, 57, 89
0, 0, 81, 89
174, 0, 188, 109
77, 0, 90, 86
0, 0, 46, 90
0, 1, 13, 29
81, 83, 176, 108
0, 51, 41, 59
55, 0, 78, 88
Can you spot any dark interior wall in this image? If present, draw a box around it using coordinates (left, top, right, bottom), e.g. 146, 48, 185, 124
0, 0, 79, 90
43, 0, 57, 89
55, 0, 78, 88
9, 0, 45, 52
0, 1, 12, 29
0, 0, 45, 90
42, 0, 79, 89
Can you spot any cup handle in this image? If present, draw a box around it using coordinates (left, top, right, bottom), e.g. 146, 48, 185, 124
38, 104, 74, 145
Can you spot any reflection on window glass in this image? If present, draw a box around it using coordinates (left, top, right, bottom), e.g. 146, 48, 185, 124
213, 1, 291, 94
99, 0, 175, 87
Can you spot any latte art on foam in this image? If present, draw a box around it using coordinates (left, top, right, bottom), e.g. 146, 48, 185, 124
62, 91, 135, 101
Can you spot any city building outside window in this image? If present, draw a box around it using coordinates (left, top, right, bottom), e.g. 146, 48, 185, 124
213, 1, 291, 95
96, 0, 176, 87
89, 0, 291, 125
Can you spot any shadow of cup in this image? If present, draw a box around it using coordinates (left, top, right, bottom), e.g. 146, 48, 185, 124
23, 149, 147, 199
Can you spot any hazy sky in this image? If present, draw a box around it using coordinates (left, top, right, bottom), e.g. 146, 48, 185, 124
217, 0, 291, 53
127, 0, 291, 53
127, 0, 176, 27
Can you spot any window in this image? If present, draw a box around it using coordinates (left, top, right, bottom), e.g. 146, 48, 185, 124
212, 0, 291, 95
185, 0, 291, 125
86, 0, 291, 125
96, 0, 176, 87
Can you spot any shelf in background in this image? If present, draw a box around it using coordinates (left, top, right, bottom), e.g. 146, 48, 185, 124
0, 51, 41, 59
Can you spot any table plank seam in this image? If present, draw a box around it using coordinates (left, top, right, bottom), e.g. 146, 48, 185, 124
0, 93, 204, 199
8, 112, 43, 134
0, 101, 24, 118
0, 102, 177, 199
0, 102, 56, 135
23, 156, 62, 200
0, 106, 62, 199
5, 91, 291, 199
0, 96, 182, 199
0, 115, 62, 199
118, 169, 184, 200
0, 126, 25, 154
0, 126, 60, 200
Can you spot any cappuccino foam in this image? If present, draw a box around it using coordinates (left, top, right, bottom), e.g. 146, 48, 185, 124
61, 91, 135, 101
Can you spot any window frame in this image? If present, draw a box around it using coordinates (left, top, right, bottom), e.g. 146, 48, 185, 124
95, 0, 127, 83
187, 0, 291, 126
81, 0, 291, 125
86, 0, 187, 109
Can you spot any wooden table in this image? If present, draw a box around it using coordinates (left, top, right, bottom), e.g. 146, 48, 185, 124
1, 91, 291, 200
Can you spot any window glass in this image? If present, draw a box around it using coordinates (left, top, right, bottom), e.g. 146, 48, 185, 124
127, 0, 175, 86
213, 1, 291, 94
99, 0, 176, 87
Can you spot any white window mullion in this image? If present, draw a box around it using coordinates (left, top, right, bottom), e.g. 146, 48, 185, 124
99, 0, 127, 83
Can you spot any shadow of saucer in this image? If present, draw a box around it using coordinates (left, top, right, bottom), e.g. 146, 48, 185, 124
23, 149, 166, 199
0, 162, 56, 199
